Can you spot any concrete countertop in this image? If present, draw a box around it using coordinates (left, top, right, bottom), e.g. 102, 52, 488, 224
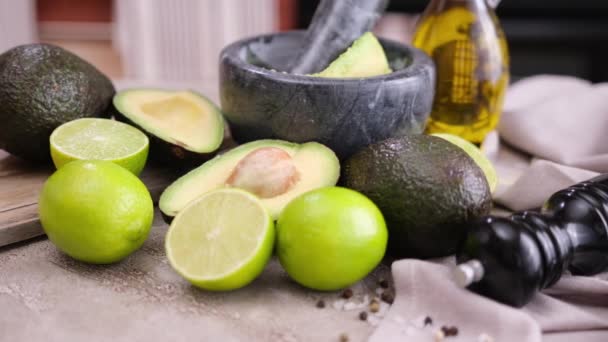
0, 209, 392, 342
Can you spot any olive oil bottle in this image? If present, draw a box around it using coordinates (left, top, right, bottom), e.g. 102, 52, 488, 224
413, 0, 509, 143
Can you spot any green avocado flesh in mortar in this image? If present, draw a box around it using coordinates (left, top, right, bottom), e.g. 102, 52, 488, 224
112, 89, 224, 164
160, 139, 340, 220
314, 32, 392, 78
342, 134, 492, 258
0, 43, 115, 162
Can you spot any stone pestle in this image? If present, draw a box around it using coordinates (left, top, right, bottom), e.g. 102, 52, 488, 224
286, 0, 390, 75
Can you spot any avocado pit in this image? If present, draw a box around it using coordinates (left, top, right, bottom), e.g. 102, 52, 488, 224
226, 147, 300, 198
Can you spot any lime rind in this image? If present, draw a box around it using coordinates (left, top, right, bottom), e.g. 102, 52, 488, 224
431, 133, 498, 193
165, 188, 274, 291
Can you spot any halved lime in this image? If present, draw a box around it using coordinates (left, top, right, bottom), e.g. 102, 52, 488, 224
50, 118, 149, 175
165, 188, 274, 291
431, 133, 498, 192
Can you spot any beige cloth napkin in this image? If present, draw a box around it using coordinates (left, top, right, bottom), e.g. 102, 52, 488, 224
370, 75, 608, 341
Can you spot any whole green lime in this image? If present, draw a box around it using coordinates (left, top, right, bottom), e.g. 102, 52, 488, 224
276, 187, 387, 290
39, 160, 154, 264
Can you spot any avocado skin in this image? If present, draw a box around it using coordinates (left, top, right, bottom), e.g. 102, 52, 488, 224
343, 135, 492, 258
0, 44, 114, 162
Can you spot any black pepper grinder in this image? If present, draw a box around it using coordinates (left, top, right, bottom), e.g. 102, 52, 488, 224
454, 174, 608, 307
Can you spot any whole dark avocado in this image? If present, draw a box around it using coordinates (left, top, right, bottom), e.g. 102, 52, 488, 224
343, 134, 492, 258
0, 44, 114, 162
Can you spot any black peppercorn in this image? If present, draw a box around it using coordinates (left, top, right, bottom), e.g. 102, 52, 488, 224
441, 326, 459, 337
381, 291, 394, 304
341, 288, 353, 299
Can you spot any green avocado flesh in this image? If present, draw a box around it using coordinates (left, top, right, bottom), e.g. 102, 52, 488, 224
314, 32, 392, 78
160, 139, 340, 219
342, 134, 492, 258
112, 89, 224, 161
0, 44, 115, 162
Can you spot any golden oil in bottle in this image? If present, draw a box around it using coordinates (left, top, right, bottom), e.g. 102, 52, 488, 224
413, 0, 509, 144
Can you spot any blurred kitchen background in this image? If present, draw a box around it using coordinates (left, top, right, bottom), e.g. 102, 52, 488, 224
2, 0, 607, 83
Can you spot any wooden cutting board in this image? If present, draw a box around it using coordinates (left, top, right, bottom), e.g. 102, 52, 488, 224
0, 150, 178, 247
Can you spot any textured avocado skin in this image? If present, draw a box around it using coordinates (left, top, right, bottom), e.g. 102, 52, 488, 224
343, 135, 492, 258
0, 44, 114, 162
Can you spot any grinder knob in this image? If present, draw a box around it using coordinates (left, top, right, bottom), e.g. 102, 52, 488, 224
455, 216, 547, 307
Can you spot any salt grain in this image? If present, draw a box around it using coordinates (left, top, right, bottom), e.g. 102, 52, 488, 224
434, 330, 445, 341
343, 302, 360, 311
367, 315, 381, 326
393, 315, 406, 324
412, 315, 427, 329
333, 299, 346, 310
478, 333, 494, 342
377, 301, 390, 316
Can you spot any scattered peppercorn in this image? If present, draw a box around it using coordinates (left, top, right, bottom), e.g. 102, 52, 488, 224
316, 299, 326, 308
424, 316, 433, 326
378, 279, 389, 288
359, 311, 368, 321
339, 333, 349, 342
381, 291, 394, 304
441, 326, 459, 337
369, 299, 380, 313
341, 288, 353, 299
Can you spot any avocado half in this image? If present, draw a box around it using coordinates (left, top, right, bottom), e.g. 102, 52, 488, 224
343, 134, 492, 258
112, 89, 224, 165
0, 43, 114, 162
160, 139, 340, 220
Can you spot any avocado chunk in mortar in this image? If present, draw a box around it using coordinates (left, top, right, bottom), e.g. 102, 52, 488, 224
313, 32, 392, 78
112, 89, 224, 165
160, 140, 340, 220
342, 134, 492, 258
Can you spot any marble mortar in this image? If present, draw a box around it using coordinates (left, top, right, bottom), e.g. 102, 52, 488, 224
219, 31, 435, 159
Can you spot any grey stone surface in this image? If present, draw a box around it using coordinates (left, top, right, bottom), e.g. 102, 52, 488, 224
0, 209, 391, 342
